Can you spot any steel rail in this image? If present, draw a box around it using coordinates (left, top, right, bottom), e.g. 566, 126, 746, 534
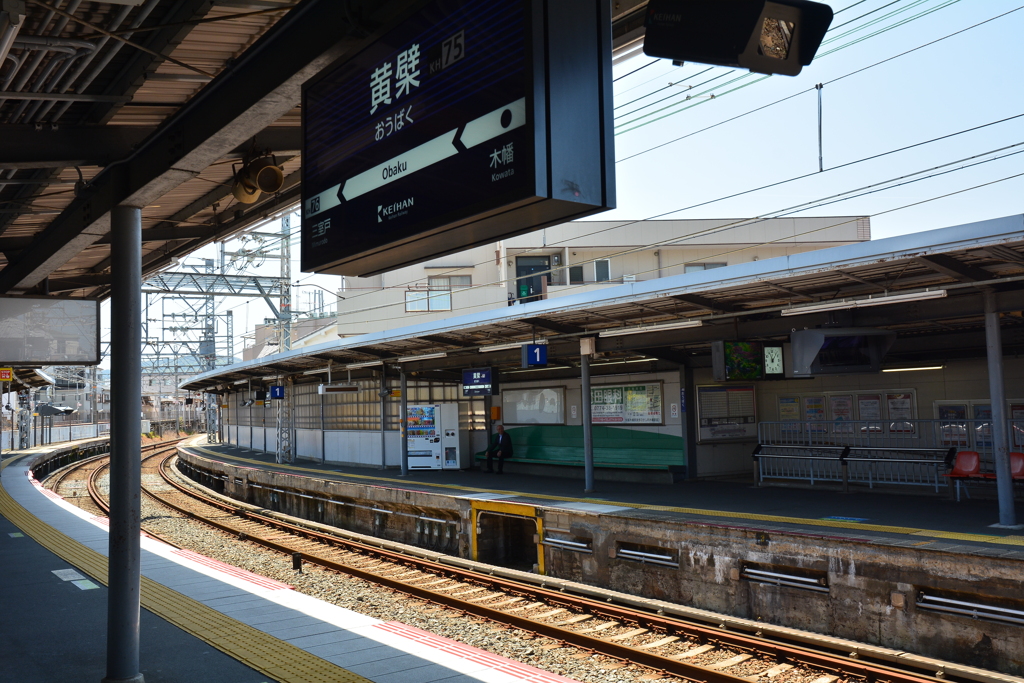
158, 454, 951, 683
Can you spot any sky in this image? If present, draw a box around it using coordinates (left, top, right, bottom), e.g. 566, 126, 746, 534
605, 0, 1024, 239
110, 0, 1024, 359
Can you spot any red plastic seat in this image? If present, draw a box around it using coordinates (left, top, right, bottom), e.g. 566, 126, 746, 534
943, 451, 981, 501
982, 452, 1024, 480
945, 450, 981, 476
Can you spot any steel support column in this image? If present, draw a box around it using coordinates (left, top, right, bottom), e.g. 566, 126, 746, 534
682, 364, 698, 480
400, 371, 409, 476
104, 205, 144, 683
581, 351, 595, 493
379, 369, 387, 469
984, 290, 1018, 527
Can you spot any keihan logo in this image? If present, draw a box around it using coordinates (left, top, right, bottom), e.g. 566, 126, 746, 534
378, 197, 414, 223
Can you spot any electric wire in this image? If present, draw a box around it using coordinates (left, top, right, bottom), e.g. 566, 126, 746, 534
250, 112, 1023, 322
618, 4, 1024, 157
613, 59, 657, 82
616, 0, 988, 133
272, 147, 1024, 325
201, 4, 1024, 327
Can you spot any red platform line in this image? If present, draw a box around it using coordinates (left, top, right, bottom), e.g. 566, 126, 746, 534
375, 621, 581, 682
171, 548, 292, 590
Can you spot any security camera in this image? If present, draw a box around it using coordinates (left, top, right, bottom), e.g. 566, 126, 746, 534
643, 0, 833, 76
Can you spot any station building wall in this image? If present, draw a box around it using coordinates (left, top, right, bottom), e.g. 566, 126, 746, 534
490, 370, 687, 476
688, 356, 1024, 478
221, 378, 488, 468
217, 356, 1022, 478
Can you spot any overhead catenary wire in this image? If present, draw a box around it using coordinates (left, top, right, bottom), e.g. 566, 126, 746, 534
170, 2, 1023, 280
278, 146, 1024, 326
295, 112, 1024, 316
197, 3, 1024, 329
617, 3, 1024, 159
614, 0, 1006, 134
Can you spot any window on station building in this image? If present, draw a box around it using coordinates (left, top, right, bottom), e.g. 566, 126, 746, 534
595, 259, 611, 282
569, 265, 584, 284
405, 275, 460, 312
405, 291, 430, 312
684, 262, 726, 273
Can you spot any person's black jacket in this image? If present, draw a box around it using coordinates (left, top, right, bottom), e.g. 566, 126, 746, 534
490, 431, 513, 457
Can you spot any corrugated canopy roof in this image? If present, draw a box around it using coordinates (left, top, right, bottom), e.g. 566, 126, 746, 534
0, 0, 651, 299
181, 214, 1024, 392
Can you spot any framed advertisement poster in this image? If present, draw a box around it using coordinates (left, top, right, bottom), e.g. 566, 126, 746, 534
887, 393, 916, 433
830, 394, 855, 433
591, 382, 663, 425
973, 404, 992, 448
779, 396, 801, 432
697, 385, 757, 442
803, 395, 827, 433
1012, 403, 1024, 448
938, 404, 969, 447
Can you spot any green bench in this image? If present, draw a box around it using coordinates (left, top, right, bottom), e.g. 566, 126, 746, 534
475, 425, 685, 471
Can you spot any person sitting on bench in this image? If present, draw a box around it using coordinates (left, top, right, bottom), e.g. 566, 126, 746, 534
485, 424, 513, 474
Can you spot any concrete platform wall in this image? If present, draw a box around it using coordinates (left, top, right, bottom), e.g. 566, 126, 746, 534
179, 450, 1024, 674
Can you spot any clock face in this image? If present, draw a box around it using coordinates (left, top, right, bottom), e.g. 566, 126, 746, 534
764, 346, 784, 375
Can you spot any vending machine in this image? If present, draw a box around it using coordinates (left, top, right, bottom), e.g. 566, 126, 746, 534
405, 403, 469, 470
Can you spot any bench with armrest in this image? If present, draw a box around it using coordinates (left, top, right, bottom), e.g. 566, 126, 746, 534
753, 443, 957, 492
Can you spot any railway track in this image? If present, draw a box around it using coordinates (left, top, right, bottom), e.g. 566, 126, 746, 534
47, 446, 1006, 683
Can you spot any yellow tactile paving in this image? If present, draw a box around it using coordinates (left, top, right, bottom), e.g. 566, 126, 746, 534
0, 455, 371, 683
185, 443, 1024, 550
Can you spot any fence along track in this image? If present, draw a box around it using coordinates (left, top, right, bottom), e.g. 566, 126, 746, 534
105, 451, 980, 683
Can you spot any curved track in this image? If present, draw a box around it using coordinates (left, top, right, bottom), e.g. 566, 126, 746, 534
122, 450, 987, 683
43, 445, 1006, 683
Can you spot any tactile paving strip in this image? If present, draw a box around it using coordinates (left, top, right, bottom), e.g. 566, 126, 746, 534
0, 457, 371, 683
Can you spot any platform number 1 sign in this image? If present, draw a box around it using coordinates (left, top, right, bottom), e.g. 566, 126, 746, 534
521, 344, 547, 368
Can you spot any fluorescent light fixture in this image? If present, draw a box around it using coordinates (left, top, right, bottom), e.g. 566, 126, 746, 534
345, 360, 383, 369
396, 352, 448, 363
598, 319, 702, 338
302, 367, 331, 375
881, 365, 944, 373
781, 289, 947, 317
233, 379, 248, 385
478, 340, 547, 353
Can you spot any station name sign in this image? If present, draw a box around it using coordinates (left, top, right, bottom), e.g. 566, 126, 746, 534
301, 0, 615, 276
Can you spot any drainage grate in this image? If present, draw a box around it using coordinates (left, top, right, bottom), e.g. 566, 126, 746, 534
741, 566, 829, 592
917, 592, 1024, 626
614, 543, 678, 568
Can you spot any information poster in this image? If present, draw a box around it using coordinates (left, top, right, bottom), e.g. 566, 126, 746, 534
887, 393, 916, 433
803, 396, 827, 433
830, 395, 854, 433
503, 387, 565, 424
591, 383, 663, 424
938, 404, 969, 447
973, 404, 992, 448
697, 385, 757, 442
857, 395, 882, 421
778, 396, 801, 432
1011, 404, 1024, 447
